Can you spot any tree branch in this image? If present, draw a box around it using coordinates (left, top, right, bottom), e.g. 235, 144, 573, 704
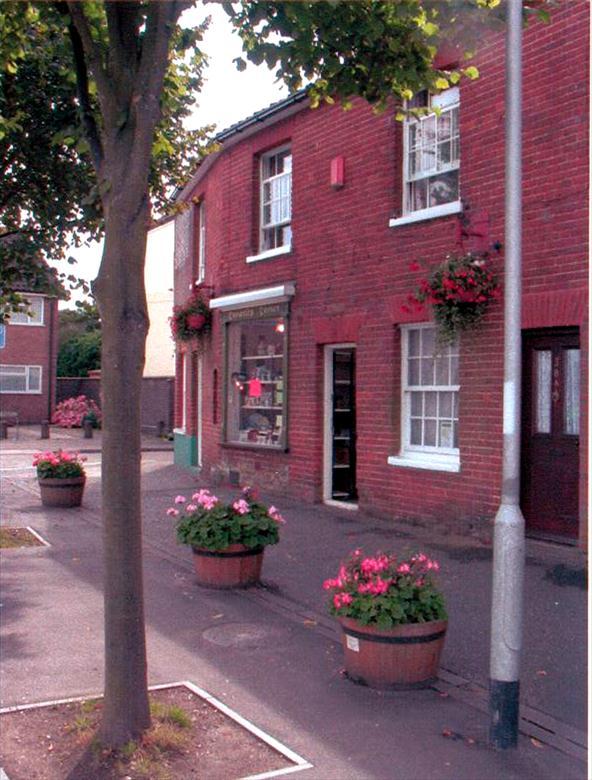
105, 1, 141, 87
66, 2, 114, 118
57, 4, 104, 170
139, 0, 191, 101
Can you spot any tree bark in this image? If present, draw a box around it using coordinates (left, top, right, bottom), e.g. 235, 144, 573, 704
65, 0, 190, 748
93, 180, 151, 746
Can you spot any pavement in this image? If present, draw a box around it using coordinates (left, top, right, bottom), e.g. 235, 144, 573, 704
0, 431, 588, 779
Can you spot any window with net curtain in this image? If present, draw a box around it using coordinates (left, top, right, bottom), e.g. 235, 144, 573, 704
404, 87, 460, 214
402, 325, 459, 455
260, 147, 292, 252
0, 365, 42, 393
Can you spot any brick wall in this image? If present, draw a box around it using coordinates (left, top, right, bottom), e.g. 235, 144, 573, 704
57, 376, 175, 433
175, 3, 588, 538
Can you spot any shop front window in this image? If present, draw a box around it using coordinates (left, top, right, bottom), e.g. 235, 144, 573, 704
224, 309, 287, 448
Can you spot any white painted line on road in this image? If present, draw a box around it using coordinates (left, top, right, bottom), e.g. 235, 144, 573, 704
26, 527, 51, 547
0, 766, 10, 780
0, 692, 104, 714
171, 681, 314, 777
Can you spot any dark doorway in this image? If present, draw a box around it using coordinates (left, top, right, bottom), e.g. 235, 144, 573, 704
521, 329, 580, 541
329, 348, 357, 502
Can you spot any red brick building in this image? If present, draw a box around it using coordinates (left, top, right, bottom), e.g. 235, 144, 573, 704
173, 3, 588, 545
0, 291, 59, 424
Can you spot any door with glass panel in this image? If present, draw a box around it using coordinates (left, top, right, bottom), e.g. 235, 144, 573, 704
521, 329, 580, 540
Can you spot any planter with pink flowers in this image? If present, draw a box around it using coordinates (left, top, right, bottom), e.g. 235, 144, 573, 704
33, 450, 87, 508
324, 550, 447, 689
169, 487, 284, 588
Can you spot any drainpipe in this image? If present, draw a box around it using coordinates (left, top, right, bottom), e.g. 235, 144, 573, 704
489, 0, 524, 750
47, 297, 55, 421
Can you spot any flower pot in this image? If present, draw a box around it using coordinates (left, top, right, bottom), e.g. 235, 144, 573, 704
38, 476, 86, 508
339, 617, 447, 690
191, 544, 264, 588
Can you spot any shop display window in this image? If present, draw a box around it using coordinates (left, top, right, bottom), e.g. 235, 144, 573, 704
224, 310, 287, 448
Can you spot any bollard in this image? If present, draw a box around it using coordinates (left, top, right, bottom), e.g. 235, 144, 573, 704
0, 421, 7, 440
83, 418, 94, 439
157, 420, 165, 438
40, 420, 50, 439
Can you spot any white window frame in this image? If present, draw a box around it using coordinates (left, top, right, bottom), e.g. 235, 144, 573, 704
388, 324, 460, 473
8, 295, 45, 326
258, 146, 292, 255
0, 364, 43, 394
196, 201, 206, 284
390, 88, 461, 228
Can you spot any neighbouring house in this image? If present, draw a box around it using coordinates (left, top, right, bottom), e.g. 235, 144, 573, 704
172, 3, 588, 545
0, 288, 59, 424
56, 220, 176, 434
143, 216, 176, 434
145, 216, 175, 379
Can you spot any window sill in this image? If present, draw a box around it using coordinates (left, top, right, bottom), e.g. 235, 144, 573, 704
222, 441, 288, 454
173, 427, 187, 436
387, 453, 460, 473
0, 390, 42, 395
389, 201, 462, 229
246, 245, 292, 264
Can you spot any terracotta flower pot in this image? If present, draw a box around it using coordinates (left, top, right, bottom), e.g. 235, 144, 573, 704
191, 544, 264, 588
38, 476, 86, 508
339, 617, 447, 690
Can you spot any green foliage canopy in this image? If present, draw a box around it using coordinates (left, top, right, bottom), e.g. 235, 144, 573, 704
0, 1, 213, 315
57, 330, 102, 377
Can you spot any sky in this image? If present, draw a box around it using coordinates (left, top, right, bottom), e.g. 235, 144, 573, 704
58, 3, 287, 307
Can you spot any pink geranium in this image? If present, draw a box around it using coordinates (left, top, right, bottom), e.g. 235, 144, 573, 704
233, 498, 250, 515
323, 548, 446, 627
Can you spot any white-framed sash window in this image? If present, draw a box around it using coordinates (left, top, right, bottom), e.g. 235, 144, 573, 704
403, 88, 460, 216
197, 201, 206, 284
389, 325, 460, 472
260, 147, 292, 252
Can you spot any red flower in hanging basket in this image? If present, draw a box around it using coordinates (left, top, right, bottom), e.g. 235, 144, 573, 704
186, 313, 206, 331
170, 291, 212, 343
406, 251, 500, 344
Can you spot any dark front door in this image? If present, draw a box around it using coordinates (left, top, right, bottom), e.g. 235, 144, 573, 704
521, 329, 580, 541
331, 348, 357, 502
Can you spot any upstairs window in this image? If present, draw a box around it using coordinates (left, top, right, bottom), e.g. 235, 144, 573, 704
196, 201, 206, 284
0, 325, 5, 348
9, 296, 44, 326
404, 88, 460, 215
260, 147, 292, 252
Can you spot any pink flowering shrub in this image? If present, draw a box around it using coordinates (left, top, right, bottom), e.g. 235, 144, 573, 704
52, 395, 102, 428
323, 550, 446, 628
171, 486, 284, 552
33, 450, 86, 479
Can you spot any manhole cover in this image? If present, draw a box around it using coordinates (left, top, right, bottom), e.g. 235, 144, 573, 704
202, 622, 285, 648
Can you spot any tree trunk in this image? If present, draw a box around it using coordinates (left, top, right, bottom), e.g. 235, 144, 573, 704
94, 185, 151, 746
